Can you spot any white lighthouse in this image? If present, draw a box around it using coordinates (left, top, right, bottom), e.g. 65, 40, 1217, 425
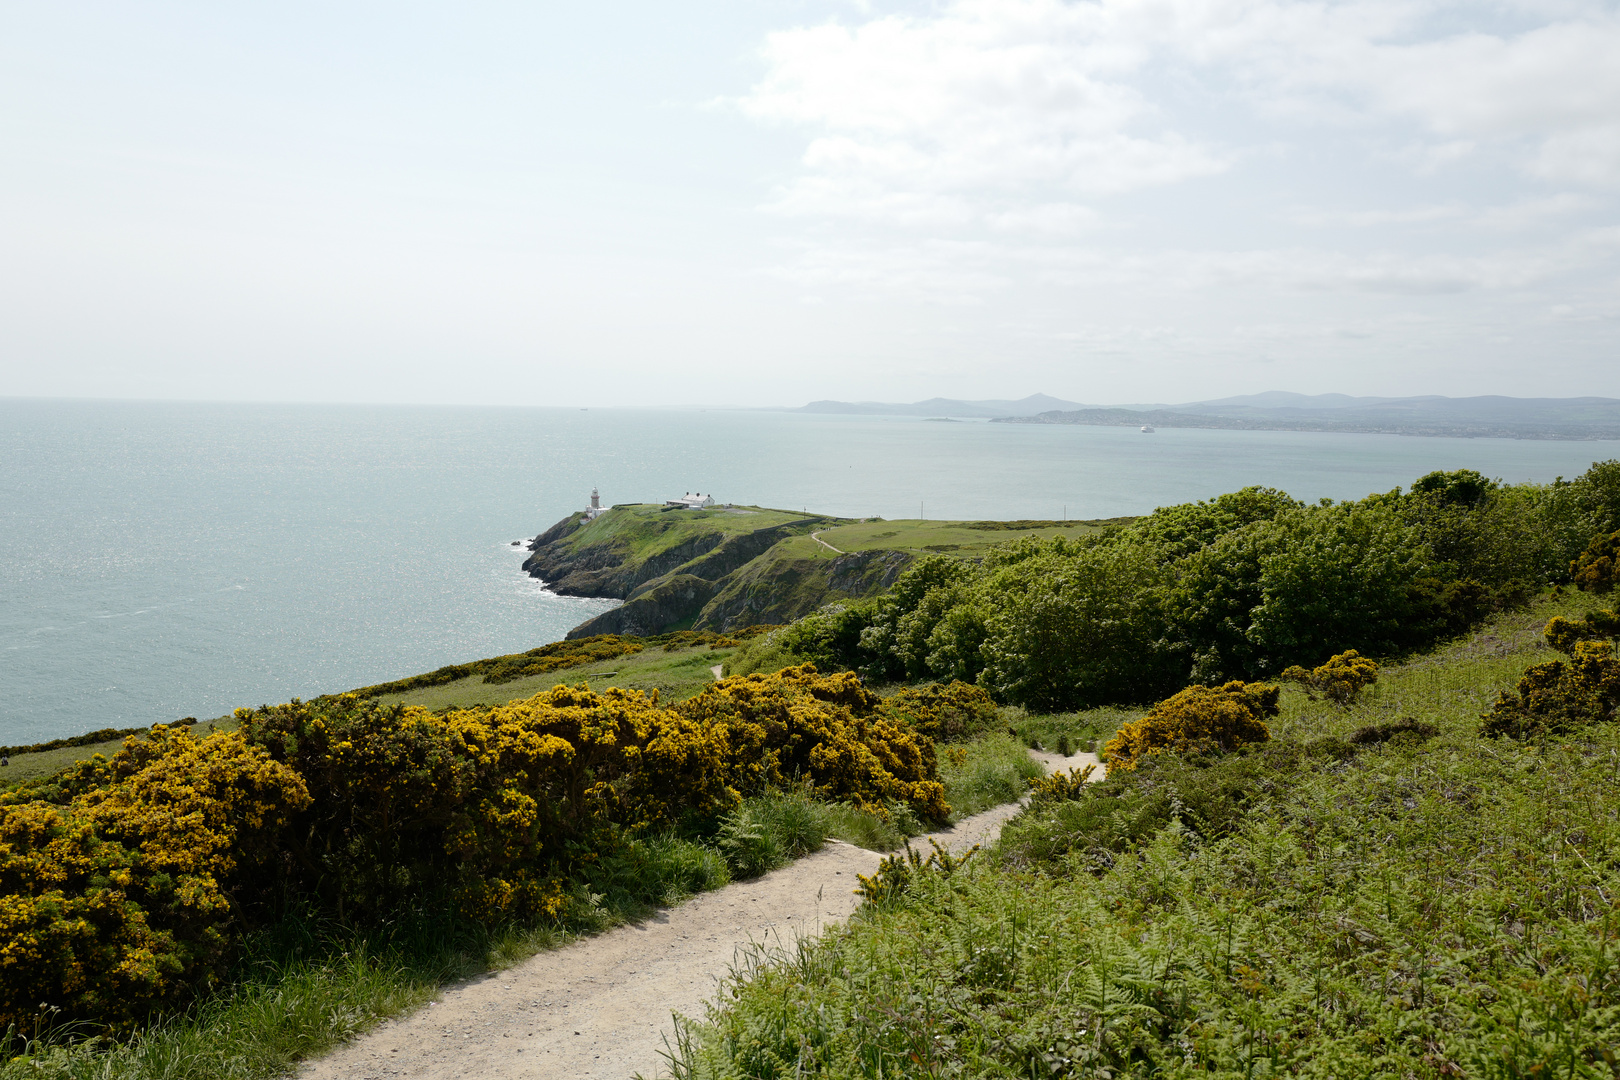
584, 487, 606, 520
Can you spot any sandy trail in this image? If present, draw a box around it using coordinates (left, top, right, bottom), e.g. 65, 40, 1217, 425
299, 750, 1102, 1080
809, 530, 844, 554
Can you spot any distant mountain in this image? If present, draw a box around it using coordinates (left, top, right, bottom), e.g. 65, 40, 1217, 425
996, 395, 1620, 440
1181, 392, 1420, 412
795, 393, 1089, 418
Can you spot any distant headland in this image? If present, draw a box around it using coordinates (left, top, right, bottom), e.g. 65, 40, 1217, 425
790, 392, 1620, 440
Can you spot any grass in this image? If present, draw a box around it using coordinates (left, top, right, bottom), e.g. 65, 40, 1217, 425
1, 717, 236, 789
665, 590, 1620, 1078
806, 517, 1118, 558
937, 732, 1046, 819
373, 640, 731, 709
549, 504, 820, 566
1007, 706, 1136, 756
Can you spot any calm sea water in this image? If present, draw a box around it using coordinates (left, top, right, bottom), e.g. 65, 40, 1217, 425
4, 398, 1618, 743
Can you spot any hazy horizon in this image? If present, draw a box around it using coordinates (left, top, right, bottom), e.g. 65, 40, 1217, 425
3, 2, 1618, 408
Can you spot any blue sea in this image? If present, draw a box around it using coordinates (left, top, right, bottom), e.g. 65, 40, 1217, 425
4, 398, 1617, 744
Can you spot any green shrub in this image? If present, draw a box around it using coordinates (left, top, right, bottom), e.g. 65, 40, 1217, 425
1347, 717, 1439, 746
1280, 648, 1379, 704
884, 681, 1000, 742
714, 806, 788, 879
1102, 681, 1278, 770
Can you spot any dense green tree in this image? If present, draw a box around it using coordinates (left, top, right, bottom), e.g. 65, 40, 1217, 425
1244, 503, 1430, 669
1128, 485, 1302, 563
856, 555, 976, 680
1168, 516, 1291, 682
978, 542, 1176, 711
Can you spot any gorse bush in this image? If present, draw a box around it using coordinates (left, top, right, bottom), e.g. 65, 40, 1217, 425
676, 665, 948, 824
882, 680, 1000, 742
237, 687, 702, 926
0, 727, 310, 1032
1477, 644, 1620, 737
1571, 529, 1619, 594
1102, 681, 1278, 770
1280, 648, 1379, 704
1025, 763, 1097, 808
1542, 608, 1620, 654
0, 668, 944, 1035
1480, 610, 1620, 739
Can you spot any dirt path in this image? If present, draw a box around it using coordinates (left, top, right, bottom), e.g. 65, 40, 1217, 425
299, 750, 1102, 1080
809, 530, 844, 554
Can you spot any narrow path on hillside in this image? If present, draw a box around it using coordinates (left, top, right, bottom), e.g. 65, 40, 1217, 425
809, 530, 844, 554
298, 749, 1103, 1080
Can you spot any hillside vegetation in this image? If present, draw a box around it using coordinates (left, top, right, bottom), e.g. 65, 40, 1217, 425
522, 503, 1120, 640
672, 590, 1620, 1077
731, 463, 1620, 710
4, 460, 1617, 1077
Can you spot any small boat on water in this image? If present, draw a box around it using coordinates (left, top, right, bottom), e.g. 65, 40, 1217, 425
1141, 425, 1156, 433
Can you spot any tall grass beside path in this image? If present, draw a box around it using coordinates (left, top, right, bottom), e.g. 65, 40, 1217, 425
666, 592, 1620, 1077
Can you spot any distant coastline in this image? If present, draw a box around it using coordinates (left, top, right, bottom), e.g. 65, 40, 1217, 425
993, 407, 1620, 441
793, 392, 1620, 440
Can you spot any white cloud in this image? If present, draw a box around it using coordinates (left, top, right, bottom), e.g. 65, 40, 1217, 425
740, 1, 1231, 223
742, 0, 1620, 228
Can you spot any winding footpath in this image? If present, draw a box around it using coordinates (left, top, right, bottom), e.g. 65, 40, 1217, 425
299, 748, 1103, 1080
809, 530, 845, 554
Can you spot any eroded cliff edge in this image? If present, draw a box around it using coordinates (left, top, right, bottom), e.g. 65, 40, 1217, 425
523, 504, 913, 639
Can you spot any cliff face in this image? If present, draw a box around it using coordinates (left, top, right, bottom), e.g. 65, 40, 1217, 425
693, 549, 910, 631
523, 505, 913, 640
568, 574, 719, 638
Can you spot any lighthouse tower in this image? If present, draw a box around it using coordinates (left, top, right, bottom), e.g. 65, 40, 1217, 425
585, 487, 605, 520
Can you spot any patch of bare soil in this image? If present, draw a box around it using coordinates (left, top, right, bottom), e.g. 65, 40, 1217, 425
298, 750, 1102, 1080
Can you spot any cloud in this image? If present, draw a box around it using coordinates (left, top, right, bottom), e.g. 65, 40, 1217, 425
740, 1, 1231, 224
742, 0, 1620, 223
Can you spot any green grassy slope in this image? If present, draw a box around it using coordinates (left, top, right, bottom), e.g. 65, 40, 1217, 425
808, 517, 1120, 556
373, 637, 731, 709
549, 504, 816, 563
671, 591, 1620, 1077
2, 718, 236, 788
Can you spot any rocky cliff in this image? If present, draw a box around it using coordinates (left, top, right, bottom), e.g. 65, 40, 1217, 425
521, 504, 913, 639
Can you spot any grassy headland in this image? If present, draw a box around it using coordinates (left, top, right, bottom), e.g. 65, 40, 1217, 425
523, 503, 1123, 640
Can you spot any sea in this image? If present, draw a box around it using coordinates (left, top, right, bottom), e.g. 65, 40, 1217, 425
4, 398, 1618, 744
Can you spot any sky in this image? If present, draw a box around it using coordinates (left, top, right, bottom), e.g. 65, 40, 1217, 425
1, 0, 1617, 408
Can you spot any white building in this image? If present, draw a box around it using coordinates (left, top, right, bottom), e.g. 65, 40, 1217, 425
584, 487, 607, 520
666, 491, 715, 509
